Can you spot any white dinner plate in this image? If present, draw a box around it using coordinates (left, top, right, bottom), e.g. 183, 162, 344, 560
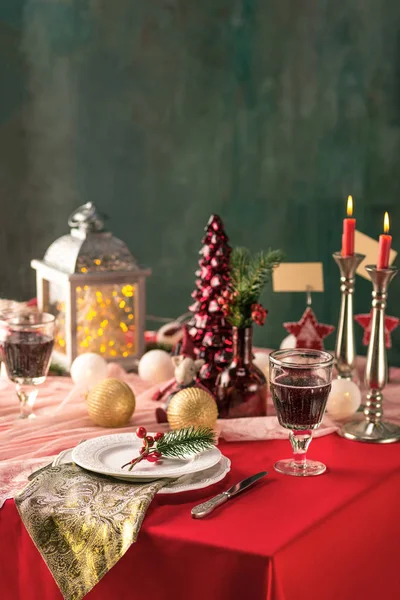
72, 433, 222, 480
53, 449, 231, 494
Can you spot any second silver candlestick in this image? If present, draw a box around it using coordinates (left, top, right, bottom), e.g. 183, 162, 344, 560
341, 265, 400, 443
332, 252, 365, 379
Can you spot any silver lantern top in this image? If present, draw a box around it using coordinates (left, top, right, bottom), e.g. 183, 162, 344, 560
42, 202, 139, 274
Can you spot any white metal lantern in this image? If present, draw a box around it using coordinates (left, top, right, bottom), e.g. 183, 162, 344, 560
31, 202, 151, 370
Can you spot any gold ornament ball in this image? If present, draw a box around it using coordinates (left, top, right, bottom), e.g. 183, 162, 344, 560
167, 387, 218, 430
87, 378, 136, 427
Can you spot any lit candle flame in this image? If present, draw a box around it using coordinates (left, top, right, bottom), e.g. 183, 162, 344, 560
384, 211, 390, 234
346, 195, 353, 217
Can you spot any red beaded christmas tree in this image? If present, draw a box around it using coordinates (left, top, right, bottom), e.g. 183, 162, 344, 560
187, 215, 232, 392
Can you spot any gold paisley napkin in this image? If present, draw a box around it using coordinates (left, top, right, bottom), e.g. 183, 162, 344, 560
15, 464, 165, 600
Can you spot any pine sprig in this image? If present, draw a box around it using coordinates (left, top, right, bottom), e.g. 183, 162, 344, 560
121, 426, 216, 470
247, 250, 283, 299
227, 247, 284, 328
156, 426, 216, 458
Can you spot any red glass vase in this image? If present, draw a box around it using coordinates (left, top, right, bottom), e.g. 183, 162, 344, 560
216, 327, 267, 418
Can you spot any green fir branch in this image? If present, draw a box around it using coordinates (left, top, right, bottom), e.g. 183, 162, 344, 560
156, 426, 216, 458
228, 247, 284, 328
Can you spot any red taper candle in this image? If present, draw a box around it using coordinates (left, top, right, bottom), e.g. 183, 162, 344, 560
342, 195, 355, 256
377, 212, 392, 270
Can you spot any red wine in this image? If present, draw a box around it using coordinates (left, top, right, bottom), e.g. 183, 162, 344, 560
271, 374, 331, 430
3, 332, 54, 382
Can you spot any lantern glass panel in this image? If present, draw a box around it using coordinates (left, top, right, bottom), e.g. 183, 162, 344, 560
76, 283, 137, 358
47, 281, 67, 354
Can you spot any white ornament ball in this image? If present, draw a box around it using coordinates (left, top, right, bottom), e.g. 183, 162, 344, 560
280, 334, 297, 350
138, 349, 174, 384
326, 379, 361, 420
156, 321, 183, 348
253, 352, 270, 385
70, 353, 108, 390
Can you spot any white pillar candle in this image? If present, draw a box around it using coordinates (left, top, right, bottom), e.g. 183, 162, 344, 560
326, 378, 361, 420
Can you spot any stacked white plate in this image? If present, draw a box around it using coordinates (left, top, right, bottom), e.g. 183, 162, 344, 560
54, 433, 231, 495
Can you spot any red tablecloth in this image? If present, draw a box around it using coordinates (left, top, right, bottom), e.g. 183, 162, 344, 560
1, 433, 400, 600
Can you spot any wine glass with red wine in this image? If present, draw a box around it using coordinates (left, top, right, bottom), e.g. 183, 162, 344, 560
269, 349, 333, 476
3, 313, 55, 419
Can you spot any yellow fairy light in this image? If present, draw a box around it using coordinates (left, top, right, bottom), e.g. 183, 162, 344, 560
84, 327, 89, 334
81, 340, 89, 348
84, 285, 89, 291
122, 285, 134, 297
109, 341, 115, 347
101, 320, 108, 327
98, 328, 104, 336
127, 342, 133, 349
96, 290, 102, 296
81, 267, 87, 273
76, 287, 82, 292
77, 326, 82, 332
94, 259, 102, 265
110, 349, 117, 356
112, 291, 117, 297
100, 345, 106, 353
122, 351, 129, 357
128, 314, 134, 320
119, 300, 126, 309
59, 339, 66, 347
120, 322, 128, 333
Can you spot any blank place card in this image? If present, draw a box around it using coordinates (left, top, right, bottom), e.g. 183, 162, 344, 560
354, 230, 397, 280
273, 263, 324, 293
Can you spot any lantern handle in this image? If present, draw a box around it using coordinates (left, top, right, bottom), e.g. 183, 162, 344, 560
68, 202, 105, 233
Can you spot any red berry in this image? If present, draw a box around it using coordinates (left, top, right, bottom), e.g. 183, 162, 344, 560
145, 435, 154, 447
152, 451, 162, 458
222, 290, 230, 299
146, 454, 159, 462
136, 426, 147, 439
154, 432, 164, 441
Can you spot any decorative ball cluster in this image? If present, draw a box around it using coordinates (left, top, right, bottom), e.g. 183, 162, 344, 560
218, 291, 268, 326
217, 289, 238, 317
122, 427, 164, 470
251, 303, 268, 326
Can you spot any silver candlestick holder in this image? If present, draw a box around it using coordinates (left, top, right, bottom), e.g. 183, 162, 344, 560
341, 265, 400, 443
332, 252, 365, 379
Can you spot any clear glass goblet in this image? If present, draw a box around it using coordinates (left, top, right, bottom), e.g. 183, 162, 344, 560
0, 309, 20, 373
2, 312, 55, 419
269, 348, 333, 476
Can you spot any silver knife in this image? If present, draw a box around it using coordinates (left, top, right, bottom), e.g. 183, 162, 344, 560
191, 471, 268, 519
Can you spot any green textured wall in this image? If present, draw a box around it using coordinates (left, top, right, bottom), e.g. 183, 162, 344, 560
1, 1, 400, 362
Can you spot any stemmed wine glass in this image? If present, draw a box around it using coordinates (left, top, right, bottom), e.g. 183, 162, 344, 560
269, 348, 333, 476
2, 313, 55, 419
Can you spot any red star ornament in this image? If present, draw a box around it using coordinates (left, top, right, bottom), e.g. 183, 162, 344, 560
283, 307, 335, 351
355, 311, 399, 349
